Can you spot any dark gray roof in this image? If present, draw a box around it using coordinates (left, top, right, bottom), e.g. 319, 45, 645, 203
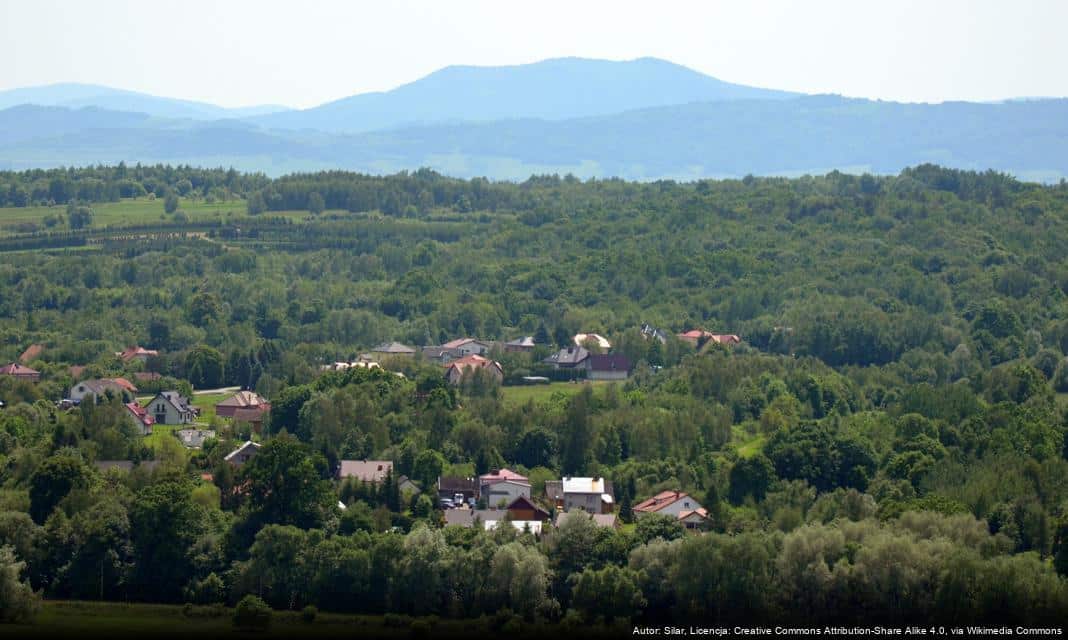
159, 391, 193, 413
544, 346, 589, 366
373, 342, 416, 354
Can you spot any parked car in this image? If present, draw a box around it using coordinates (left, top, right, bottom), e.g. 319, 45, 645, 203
438, 498, 455, 510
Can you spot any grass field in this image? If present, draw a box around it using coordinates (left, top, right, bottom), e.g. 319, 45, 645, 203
500, 380, 606, 405
0, 196, 314, 235
6, 600, 575, 639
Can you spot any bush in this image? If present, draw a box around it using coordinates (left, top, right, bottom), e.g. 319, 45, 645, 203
301, 605, 317, 624
0, 545, 39, 623
233, 594, 272, 631
410, 619, 431, 639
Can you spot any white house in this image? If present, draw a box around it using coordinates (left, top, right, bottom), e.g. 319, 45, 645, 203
559, 477, 615, 514
440, 338, 492, 357
148, 391, 196, 425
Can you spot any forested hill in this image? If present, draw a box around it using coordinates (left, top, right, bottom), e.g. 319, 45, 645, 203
3, 165, 1068, 626
2, 95, 1068, 179
2, 163, 1068, 371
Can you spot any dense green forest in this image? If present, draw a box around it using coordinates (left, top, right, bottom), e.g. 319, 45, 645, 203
2, 164, 1068, 628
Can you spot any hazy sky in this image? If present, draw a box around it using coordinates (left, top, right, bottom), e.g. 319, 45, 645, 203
2, 0, 1065, 109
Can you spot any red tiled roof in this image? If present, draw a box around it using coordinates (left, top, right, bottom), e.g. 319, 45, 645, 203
110, 377, 138, 393
216, 391, 268, 409
125, 402, 155, 426
633, 490, 690, 513
0, 363, 39, 376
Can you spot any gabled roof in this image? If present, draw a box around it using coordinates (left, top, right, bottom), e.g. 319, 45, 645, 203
110, 377, 138, 393
678, 329, 713, 340
505, 336, 535, 348
155, 391, 194, 414
633, 490, 692, 513
371, 342, 416, 354
0, 363, 39, 376
441, 337, 485, 349
216, 390, 268, 409
125, 402, 155, 426
679, 508, 709, 521
543, 346, 589, 366
18, 344, 43, 363
74, 378, 126, 396
587, 354, 631, 372
339, 460, 393, 482
445, 354, 503, 375
224, 441, 261, 461
506, 495, 550, 520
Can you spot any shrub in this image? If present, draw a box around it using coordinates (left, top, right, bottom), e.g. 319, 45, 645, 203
233, 594, 271, 631
301, 605, 317, 624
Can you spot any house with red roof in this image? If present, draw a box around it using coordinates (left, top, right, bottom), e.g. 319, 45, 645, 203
444, 354, 503, 386
440, 338, 491, 355
215, 391, 270, 419
633, 490, 708, 529
124, 402, 155, 436
678, 330, 742, 348
0, 363, 40, 382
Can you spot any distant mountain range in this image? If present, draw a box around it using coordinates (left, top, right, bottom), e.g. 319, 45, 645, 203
0, 83, 289, 121
249, 57, 799, 133
1, 58, 1066, 180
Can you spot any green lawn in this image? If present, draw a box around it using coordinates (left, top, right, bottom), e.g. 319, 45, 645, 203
500, 380, 606, 406
189, 392, 231, 424
0, 197, 314, 236
6, 600, 568, 639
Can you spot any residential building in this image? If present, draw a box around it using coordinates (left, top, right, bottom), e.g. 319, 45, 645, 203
338, 460, 394, 483
633, 490, 708, 529
147, 391, 196, 425
586, 354, 631, 381
543, 346, 590, 370
504, 495, 550, 522
69, 378, 130, 403
444, 354, 503, 386
0, 363, 40, 382
224, 441, 262, 467
440, 338, 491, 357
124, 402, 155, 435
678, 330, 742, 348
370, 342, 416, 357
640, 323, 668, 344
547, 477, 615, 513
215, 391, 270, 419
479, 468, 531, 506
116, 346, 159, 363
397, 476, 421, 495
504, 336, 535, 352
